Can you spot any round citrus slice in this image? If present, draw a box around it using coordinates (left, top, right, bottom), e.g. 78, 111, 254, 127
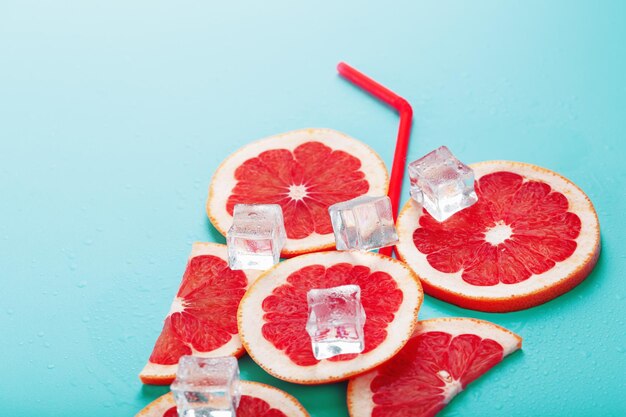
396, 160, 600, 312
238, 251, 423, 384
207, 128, 389, 257
136, 380, 310, 417
140, 242, 261, 385
348, 317, 522, 417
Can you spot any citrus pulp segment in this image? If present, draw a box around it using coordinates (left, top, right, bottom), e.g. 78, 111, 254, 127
347, 317, 521, 417
396, 160, 600, 312
207, 128, 389, 256
140, 242, 261, 385
136, 380, 310, 417
238, 251, 423, 384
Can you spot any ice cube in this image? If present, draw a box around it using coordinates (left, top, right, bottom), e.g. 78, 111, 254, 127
227, 204, 286, 270
170, 356, 241, 417
305, 285, 366, 360
408, 146, 478, 222
328, 195, 398, 251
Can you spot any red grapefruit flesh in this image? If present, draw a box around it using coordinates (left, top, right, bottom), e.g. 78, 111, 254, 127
348, 318, 521, 417
140, 242, 261, 385
136, 380, 310, 417
207, 128, 389, 257
396, 161, 600, 312
238, 251, 423, 384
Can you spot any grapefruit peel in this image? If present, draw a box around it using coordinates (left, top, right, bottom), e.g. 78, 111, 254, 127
206, 128, 389, 257
136, 380, 310, 417
140, 242, 261, 385
396, 160, 600, 312
347, 317, 522, 417
238, 250, 423, 384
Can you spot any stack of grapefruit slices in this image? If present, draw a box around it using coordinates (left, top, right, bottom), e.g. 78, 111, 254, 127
139, 128, 600, 416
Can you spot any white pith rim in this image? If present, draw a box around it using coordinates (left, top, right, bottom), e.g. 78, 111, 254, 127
238, 251, 423, 384
136, 380, 310, 417
396, 160, 600, 299
347, 318, 522, 417
207, 128, 389, 255
140, 242, 262, 381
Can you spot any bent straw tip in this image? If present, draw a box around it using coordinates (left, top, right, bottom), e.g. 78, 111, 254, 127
337, 61, 352, 73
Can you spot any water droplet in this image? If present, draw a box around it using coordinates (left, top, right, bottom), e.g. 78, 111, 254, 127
47, 364, 55, 370
37, 332, 44, 338
6, 309, 14, 315
77, 281, 87, 288
84, 239, 93, 246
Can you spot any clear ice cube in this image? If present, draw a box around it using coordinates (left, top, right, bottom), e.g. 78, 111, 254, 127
227, 204, 286, 270
305, 284, 366, 360
408, 146, 478, 222
170, 356, 241, 417
328, 195, 398, 251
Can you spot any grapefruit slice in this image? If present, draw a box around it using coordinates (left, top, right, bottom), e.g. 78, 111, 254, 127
140, 242, 261, 385
136, 380, 310, 417
396, 161, 600, 312
238, 251, 423, 384
348, 317, 522, 417
206, 128, 389, 257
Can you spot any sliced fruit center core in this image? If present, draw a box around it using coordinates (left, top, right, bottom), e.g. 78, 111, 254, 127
288, 184, 308, 201
484, 221, 512, 245
168, 297, 186, 315
437, 370, 463, 404
261, 262, 403, 366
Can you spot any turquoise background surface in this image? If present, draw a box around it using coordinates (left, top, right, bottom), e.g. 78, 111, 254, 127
1, 1, 624, 416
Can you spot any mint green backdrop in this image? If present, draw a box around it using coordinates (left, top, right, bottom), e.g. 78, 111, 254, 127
1, 1, 624, 416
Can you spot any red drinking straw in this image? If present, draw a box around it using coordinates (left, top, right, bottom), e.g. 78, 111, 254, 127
337, 62, 413, 257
